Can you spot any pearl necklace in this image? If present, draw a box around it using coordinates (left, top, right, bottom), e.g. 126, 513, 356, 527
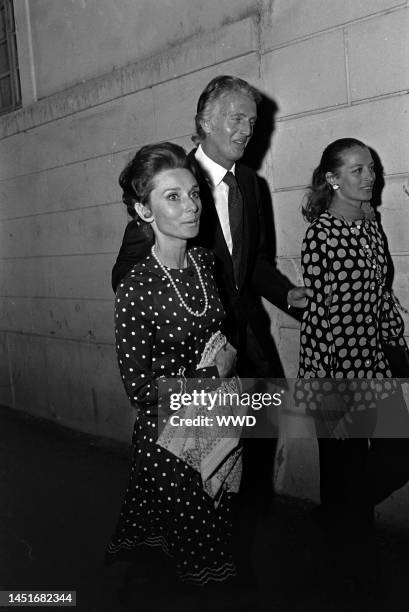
151, 246, 209, 317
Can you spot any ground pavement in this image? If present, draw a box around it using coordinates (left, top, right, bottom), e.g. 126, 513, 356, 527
0, 405, 408, 612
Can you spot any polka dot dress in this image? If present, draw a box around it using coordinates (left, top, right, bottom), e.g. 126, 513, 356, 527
298, 212, 406, 381
106, 246, 237, 586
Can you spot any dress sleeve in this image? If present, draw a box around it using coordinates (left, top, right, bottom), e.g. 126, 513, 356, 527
380, 290, 407, 347
115, 277, 159, 410
299, 222, 335, 377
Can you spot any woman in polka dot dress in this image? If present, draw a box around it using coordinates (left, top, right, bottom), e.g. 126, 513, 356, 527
298, 138, 408, 528
106, 143, 239, 587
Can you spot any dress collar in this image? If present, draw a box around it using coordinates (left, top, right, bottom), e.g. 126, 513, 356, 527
328, 200, 375, 222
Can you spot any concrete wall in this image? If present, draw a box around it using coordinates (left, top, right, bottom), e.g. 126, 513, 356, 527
0, 0, 408, 524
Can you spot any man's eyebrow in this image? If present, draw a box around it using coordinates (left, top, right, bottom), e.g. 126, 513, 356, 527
229, 111, 257, 119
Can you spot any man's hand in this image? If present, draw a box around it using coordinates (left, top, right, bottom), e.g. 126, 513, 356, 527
287, 286, 313, 309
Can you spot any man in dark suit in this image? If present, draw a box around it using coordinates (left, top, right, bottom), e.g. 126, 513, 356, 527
112, 75, 310, 377
112, 77, 312, 581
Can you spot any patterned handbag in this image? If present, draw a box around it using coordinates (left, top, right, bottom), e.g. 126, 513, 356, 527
157, 331, 243, 502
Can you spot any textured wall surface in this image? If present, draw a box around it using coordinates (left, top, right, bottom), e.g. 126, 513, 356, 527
1, 0, 408, 523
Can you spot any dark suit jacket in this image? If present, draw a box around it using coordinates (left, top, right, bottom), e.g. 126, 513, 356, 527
112, 150, 298, 376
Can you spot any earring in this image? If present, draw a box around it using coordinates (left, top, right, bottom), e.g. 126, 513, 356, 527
332, 184, 339, 190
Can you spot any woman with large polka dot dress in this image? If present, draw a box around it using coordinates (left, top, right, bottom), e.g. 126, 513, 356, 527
105, 143, 239, 589
298, 138, 408, 532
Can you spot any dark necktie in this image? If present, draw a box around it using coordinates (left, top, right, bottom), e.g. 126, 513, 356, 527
223, 171, 243, 285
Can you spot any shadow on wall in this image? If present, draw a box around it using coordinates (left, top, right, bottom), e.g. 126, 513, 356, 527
370, 147, 395, 290
242, 94, 278, 172
243, 95, 280, 269
242, 94, 289, 376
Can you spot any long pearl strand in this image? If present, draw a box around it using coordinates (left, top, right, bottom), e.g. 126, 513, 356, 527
151, 246, 209, 318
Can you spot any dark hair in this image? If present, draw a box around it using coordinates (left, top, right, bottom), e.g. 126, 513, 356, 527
192, 75, 262, 143
302, 138, 369, 222
119, 142, 195, 223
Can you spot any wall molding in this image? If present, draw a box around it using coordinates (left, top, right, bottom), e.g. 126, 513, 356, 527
0, 14, 259, 140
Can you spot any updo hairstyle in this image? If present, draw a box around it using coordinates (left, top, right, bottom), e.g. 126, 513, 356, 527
119, 142, 195, 224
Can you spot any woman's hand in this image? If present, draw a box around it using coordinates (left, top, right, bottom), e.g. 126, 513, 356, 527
214, 342, 237, 377
331, 413, 353, 440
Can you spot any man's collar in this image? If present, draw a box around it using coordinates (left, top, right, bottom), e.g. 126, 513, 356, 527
195, 145, 236, 186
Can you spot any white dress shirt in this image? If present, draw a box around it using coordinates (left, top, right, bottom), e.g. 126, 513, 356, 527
195, 145, 235, 255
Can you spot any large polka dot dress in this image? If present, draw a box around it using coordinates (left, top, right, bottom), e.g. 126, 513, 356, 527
106, 246, 238, 586
298, 212, 406, 381
297, 211, 407, 434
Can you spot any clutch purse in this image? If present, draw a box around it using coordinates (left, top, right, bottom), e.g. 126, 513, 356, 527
157, 331, 243, 502
197, 330, 227, 368
381, 290, 409, 377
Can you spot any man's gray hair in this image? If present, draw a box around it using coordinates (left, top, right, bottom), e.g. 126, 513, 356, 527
192, 75, 261, 144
